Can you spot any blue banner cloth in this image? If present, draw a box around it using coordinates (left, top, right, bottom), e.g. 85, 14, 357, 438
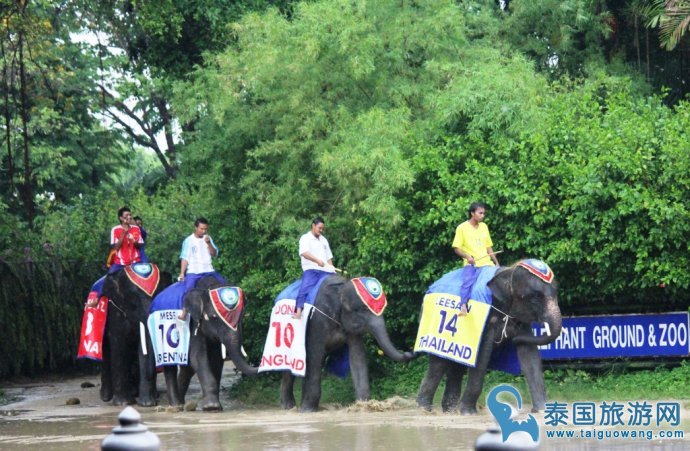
274, 275, 332, 306
426, 266, 498, 304
150, 281, 187, 312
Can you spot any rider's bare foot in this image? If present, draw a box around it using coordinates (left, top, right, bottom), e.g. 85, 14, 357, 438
293, 308, 302, 320
178, 308, 187, 321
457, 303, 469, 316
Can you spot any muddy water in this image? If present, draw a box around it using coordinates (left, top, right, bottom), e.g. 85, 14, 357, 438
1, 373, 689, 451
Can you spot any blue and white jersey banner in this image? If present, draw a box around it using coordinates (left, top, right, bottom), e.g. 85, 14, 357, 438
147, 310, 191, 366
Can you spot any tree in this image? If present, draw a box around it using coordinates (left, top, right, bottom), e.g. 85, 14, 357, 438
646, 0, 690, 50
0, 0, 128, 228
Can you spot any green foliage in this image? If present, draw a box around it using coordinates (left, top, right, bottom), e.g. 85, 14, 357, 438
545, 361, 690, 401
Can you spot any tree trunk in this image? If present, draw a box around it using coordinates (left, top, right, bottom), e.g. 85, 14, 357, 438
0, 36, 15, 198
17, 12, 34, 229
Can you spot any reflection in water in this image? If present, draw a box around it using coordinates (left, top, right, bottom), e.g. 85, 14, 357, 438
0, 409, 688, 450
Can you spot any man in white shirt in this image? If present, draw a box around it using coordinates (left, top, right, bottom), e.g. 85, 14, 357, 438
177, 217, 226, 319
294, 217, 336, 319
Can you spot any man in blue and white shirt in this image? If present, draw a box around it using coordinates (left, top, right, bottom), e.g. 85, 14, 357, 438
294, 217, 336, 319
177, 217, 226, 319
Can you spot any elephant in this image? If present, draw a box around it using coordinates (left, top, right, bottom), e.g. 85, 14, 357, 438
416, 261, 562, 414
161, 276, 258, 411
99, 265, 171, 406
281, 274, 415, 412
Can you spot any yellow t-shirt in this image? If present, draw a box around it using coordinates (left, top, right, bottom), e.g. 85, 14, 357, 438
452, 221, 494, 268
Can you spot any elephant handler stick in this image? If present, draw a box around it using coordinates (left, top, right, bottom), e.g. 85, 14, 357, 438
473, 250, 504, 264
329, 265, 350, 276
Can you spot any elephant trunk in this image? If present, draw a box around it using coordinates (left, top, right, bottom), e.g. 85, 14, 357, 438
512, 297, 562, 346
222, 331, 258, 376
369, 317, 414, 362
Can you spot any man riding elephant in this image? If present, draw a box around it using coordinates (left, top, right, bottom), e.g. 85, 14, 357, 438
86, 206, 144, 307
176, 217, 226, 320
452, 201, 500, 315
293, 217, 336, 319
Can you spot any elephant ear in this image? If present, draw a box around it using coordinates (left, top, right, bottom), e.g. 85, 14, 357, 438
486, 268, 514, 308
185, 290, 205, 322
102, 273, 123, 303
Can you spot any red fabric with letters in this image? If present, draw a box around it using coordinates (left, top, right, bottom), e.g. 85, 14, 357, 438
77, 293, 108, 361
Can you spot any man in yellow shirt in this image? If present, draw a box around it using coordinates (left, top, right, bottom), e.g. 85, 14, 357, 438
452, 202, 500, 315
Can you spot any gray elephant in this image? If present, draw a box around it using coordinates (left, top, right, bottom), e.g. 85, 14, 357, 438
161, 276, 258, 411
100, 264, 170, 406
281, 275, 415, 412
416, 260, 562, 414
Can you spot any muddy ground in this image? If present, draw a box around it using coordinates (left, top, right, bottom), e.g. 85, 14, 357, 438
0, 366, 688, 450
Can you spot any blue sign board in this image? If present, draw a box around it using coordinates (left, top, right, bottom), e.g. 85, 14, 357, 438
534, 312, 690, 359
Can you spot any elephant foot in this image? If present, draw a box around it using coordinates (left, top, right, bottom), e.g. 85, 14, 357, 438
299, 405, 318, 413
100, 386, 113, 402
415, 397, 433, 412
200, 397, 223, 412
280, 397, 296, 410
136, 395, 157, 407
112, 395, 136, 406
460, 405, 478, 415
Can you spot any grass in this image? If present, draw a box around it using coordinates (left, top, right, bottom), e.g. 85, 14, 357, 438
225, 359, 690, 409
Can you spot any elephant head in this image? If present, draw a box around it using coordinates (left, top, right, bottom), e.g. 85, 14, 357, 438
184, 276, 258, 375
338, 276, 414, 362
103, 267, 160, 323
487, 261, 562, 347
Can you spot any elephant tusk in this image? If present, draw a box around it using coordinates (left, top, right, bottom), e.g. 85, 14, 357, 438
140, 322, 148, 355
543, 321, 552, 337
221, 344, 227, 360
241, 346, 248, 358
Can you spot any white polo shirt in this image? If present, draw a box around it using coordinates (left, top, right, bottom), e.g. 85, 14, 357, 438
180, 233, 219, 274
299, 231, 335, 272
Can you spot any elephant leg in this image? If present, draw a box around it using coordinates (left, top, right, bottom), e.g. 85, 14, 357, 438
178, 365, 195, 404
516, 343, 547, 412
442, 362, 465, 413
416, 354, 449, 411
209, 341, 224, 393
136, 345, 157, 407
163, 366, 182, 408
100, 335, 113, 402
190, 337, 222, 411
460, 334, 495, 414
109, 334, 136, 406
280, 371, 296, 410
348, 337, 370, 401
300, 347, 327, 412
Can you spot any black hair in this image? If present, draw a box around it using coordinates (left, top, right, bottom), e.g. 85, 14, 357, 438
468, 202, 487, 217
312, 217, 325, 226
118, 206, 131, 220
194, 217, 209, 227
133, 216, 142, 222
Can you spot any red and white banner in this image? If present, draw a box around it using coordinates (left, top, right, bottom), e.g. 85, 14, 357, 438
77, 293, 108, 361
258, 299, 312, 376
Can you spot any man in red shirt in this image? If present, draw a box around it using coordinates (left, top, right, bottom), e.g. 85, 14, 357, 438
86, 207, 144, 307
109, 206, 144, 271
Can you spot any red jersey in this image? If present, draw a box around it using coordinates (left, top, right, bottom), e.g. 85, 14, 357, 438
110, 225, 143, 266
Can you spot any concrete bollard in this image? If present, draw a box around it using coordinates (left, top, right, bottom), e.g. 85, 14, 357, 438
475, 423, 540, 451
102, 406, 160, 451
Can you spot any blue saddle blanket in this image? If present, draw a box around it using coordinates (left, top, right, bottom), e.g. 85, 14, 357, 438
426, 266, 498, 304
150, 281, 187, 312
274, 276, 331, 305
